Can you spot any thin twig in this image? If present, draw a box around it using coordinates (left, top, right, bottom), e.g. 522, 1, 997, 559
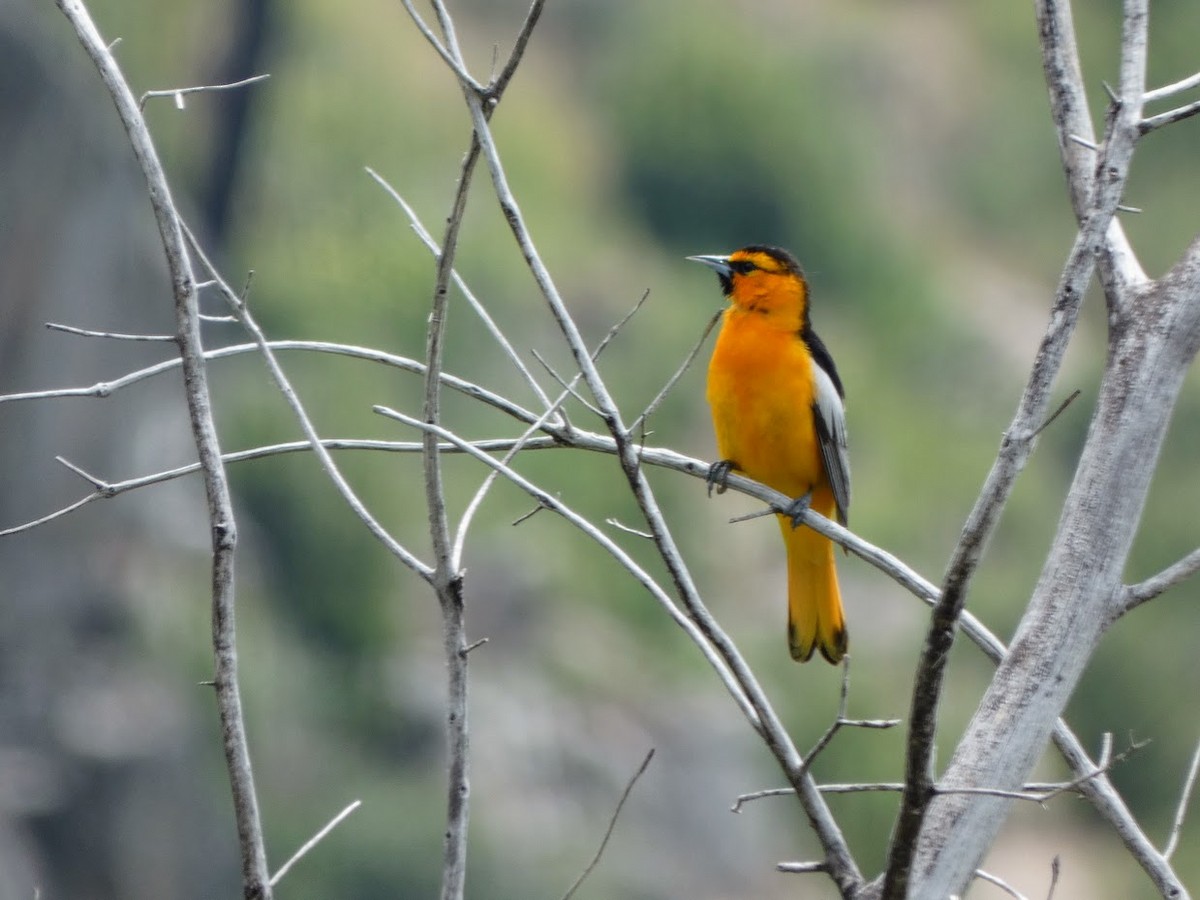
531, 349, 602, 418
1140, 99, 1200, 134
1029, 389, 1082, 440
397, 0, 484, 95
374, 406, 762, 729
974, 868, 1029, 900
1163, 732, 1200, 859
452, 379, 576, 572
628, 309, 722, 436
182, 226, 434, 581
46, 322, 175, 341
138, 73, 270, 111
489, 0, 547, 98
511, 501, 547, 526
55, 455, 106, 489
1047, 855, 1061, 900
801, 657, 897, 777
606, 518, 653, 539
935, 733, 1122, 808
0, 339, 543, 429
731, 787, 794, 811
364, 167, 556, 418
451, 284, 650, 569
269, 800, 363, 887
776, 861, 829, 875
1143, 70, 1200, 103
594, 289, 652, 360
0, 437, 558, 538
560, 749, 655, 900
740, 774, 1120, 807
0, 495, 96, 537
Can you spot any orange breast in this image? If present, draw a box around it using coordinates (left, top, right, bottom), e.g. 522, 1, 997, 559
706, 307, 825, 499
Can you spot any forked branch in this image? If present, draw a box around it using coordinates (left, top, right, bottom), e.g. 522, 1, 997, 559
52, 1, 271, 896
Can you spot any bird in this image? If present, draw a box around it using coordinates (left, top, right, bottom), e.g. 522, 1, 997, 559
689, 245, 850, 664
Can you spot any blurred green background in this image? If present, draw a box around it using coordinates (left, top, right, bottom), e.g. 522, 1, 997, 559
3, 0, 1200, 897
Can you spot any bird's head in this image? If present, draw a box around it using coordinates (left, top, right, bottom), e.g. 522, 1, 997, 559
688, 245, 808, 319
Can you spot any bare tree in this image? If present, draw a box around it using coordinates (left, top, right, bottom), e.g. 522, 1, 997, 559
5, 0, 1198, 898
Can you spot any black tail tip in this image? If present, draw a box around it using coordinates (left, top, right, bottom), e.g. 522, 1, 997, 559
788, 623, 849, 665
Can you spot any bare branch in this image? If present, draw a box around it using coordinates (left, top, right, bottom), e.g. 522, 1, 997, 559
11, 376, 1168, 899
138, 73, 270, 111
974, 868, 1030, 900
901, 3, 1187, 895
1144, 70, 1200, 103
452, 378, 576, 575
489, 0, 547, 98
53, 2, 271, 896
364, 167, 556, 417
800, 660, 899, 777
560, 749, 655, 900
606, 518, 653, 539
397, 0, 485, 95
531, 349, 602, 418
375, 406, 763, 731
454, 69, 863, 879
0, 437, 561, 538
183, 227, 435, 582
55, 455, 107, 490
16, 280, 1164, 896
1140, 98, 1200, 134
1047, 855, 1062, 900
1163, 733, 1200, 860
0, 339, 544, 432
741, 773, 1122, 806
776, 861, 829, 875
1036, 0, 1144, 289
411, 100, 492, 900
885, 2, 1151, 891
269, 799, 362, 887
45, 322, 175, 341
1121, 546, 1200, 614
595, 289, 652, 359
1030, 389, 1082, 440
629, 309, 722, 437
0, 495, 98, 538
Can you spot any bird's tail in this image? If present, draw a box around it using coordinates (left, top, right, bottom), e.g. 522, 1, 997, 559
777, 508, 847, 664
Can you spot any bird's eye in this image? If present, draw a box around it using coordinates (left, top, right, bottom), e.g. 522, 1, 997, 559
731, 260, 757, 275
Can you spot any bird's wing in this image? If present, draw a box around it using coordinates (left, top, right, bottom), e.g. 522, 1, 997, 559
808, 342, 850, 526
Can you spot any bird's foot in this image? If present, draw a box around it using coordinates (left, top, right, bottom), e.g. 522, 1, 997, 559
783, 491, 813, 528
706, 459, 737, 497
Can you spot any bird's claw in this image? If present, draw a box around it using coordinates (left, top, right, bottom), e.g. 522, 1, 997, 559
706, 459, 736, 497
783, 491, 813, 528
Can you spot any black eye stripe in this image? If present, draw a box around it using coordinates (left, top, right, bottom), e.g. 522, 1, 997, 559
731, 260, 756, 275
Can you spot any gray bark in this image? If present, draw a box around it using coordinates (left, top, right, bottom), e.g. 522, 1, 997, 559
910, 241, 1200, 897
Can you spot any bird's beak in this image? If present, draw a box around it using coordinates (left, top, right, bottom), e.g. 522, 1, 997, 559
686, 254, 733, 278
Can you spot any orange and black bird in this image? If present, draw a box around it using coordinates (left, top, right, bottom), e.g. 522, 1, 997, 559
690, 246, 850, 664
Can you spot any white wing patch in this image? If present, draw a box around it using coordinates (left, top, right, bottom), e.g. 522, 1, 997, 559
811, 362, 850, 525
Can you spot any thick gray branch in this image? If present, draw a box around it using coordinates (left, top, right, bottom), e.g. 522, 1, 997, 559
903, 7, 1200, 897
